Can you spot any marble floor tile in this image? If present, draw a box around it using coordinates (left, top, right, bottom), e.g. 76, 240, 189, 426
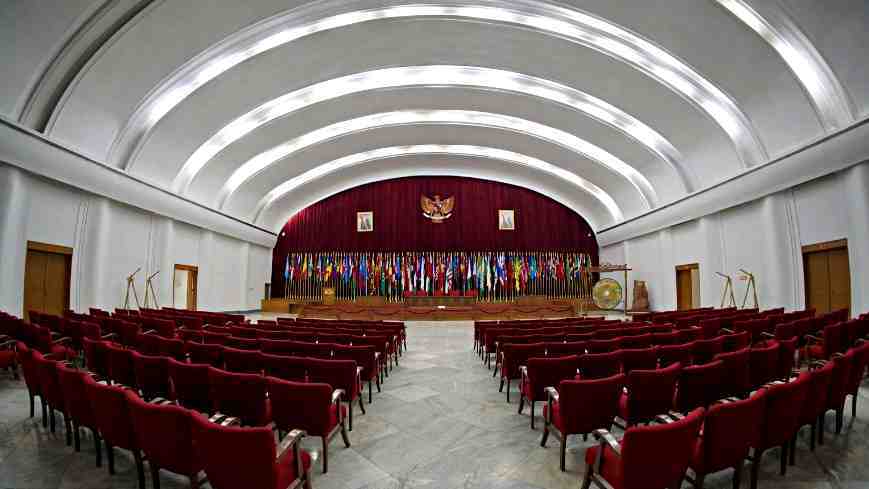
0, 320, 866, 489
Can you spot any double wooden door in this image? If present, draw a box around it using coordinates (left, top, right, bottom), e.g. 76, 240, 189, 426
23, 242, 72, 321
803, 240, 850, 315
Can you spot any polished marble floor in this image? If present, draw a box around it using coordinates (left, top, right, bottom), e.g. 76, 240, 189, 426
1, 321, 868, 489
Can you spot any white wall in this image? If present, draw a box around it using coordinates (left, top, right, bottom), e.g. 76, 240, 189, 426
0, 163, 270, 315
603, 161, 869, 314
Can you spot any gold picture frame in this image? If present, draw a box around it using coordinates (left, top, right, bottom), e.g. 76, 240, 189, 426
357, 211, 374, 232
498, 209, 515, 230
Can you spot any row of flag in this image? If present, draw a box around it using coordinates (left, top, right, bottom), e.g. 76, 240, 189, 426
281, 251, 595, 301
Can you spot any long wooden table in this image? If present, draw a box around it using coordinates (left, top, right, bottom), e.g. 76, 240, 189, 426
404, 295, 477, 307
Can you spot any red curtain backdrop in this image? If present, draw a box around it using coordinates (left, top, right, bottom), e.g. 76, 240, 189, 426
271, 176, 598, 289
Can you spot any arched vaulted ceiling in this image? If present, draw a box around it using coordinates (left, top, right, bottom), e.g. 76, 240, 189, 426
3, 0, 866, 235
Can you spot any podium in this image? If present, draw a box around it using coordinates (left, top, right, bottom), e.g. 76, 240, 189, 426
322, 287, 336, 305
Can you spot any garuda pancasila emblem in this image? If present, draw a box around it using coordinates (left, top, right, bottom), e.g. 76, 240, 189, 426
420, 194, 455, 223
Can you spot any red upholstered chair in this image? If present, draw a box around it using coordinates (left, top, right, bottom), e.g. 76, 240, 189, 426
126, 391, 204, 489
749, 373, 811, 489
57, 364, 103, 462
15, 342, 45, 420
806, 322, 845, 361
675, 360, 726, 413
618, 362, 681, 427
792, 361, 834, 457
31, 324, 75, 359
259, 338, 297, 356
620, 334, 653, 350
619, 348, 658, 374
167, 358, 212, 414
657, 342, 694, 368
186, 341, 223, 366
690, 392, 766, 489
0, 338, 18, 379
844, 342, 869, 418
721, 331, 751, 352
651, 331, 680, 346
268, 377, 350, 473
776, 337, 799, 381
32, 351, 69, 438
191, 413, 312, 489
226, 336, 260, 350
749, 341, 780, 389
499, 342, 546, 402
581, 407, 705, 489
136, 333, 164, 356
518, 355, 579, 429
114, 320, 142, 347
202, 331, 230, 345
698, 318, 722, 339
85, 375, 145, 488
821, 351, 853, 435
131, 351, 171, 401
713, 348, 752, 399
579, 351, 622, 379
261, 353, 308, 382
588, 338, 622, 353
541, 373, 625, 471
105, 342, 137, 388
145, 318, 176, 338
306, 358, 363, 431
545, 341, 587, 358
333, 344, 380, 404
675, 328, 702, 344
691, 337, 724, 365
209, 367, 271, 427
155, 335, 186, 360
222, 346, 264, 374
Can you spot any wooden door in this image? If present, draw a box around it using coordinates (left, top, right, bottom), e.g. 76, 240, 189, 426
174, 264, 198, 311
23, 241, 72, 320
803, 240, 850, 315
676, 264, 699, 311
187, 268, 198, 311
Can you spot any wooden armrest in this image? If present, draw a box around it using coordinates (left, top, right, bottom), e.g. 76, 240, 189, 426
592, 429, 622, 473
143, 329, 157, 335
545, 386, 559, 402
714, 397, 735, 405
655, 414, 677, 424
276, 429, 306, 460
49, 331, 62, 339
760, 332, 775, 339
332, 389, 345, 404
101, 333, 117, 339
148, 397, 172, 405
719, 328, 734, 334
220, 417, 240, 427
668, 411, 686, 420
0, 334, 10, 343
208, 413, 228, 424
805, 334, 822, 343
0, 339, 15, 349
761, 380, 787, 389
832, 353, 845, 359
54, 336, 72, 345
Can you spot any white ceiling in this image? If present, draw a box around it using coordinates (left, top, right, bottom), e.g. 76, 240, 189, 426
3, 0, 866, 233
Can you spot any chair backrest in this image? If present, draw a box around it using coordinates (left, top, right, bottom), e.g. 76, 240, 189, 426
698, 318, 722, 339
222, 346, 263, 374
126, 390, 199, 476
545, 341, 587, 357
15, 342, 40, 393
32, 351, 63, 407
757, 373, 811, 449
131, 351, 171, 400
501, 342, 546, 380
167, 358, 212, 413
260, 353, 308, 382
722, 331, 751, 352
588, 338, 621, 353
192, 415, 279, 489
776, 337, 799, 380
624, 362, 682, 425
620, 334, 653, 350
156, 336, 186, 360
827, 350, 853, 407
822, 322, 845, 357
620, 347, 658, 374
657, 342, 694, 368
800, 362, 834, 425
306, 358, 359, 400
558, 373, 625, 435
699, 391, 766, 475
676, 360, 726, 412
82, 337, 111, 378
57, 364, 98, 429
202, 331, 230, 345
225, 336, 260, 350
525, 355, 579, 401
651, 331, 680, 346
620, 407, 704, 489
136, 333, 164, 356
692, 337, 724, 364
749, 341, 780, 389
105, 343, 137, 388
208, 367, 269, 426
579, 351, 622, 379
258, 339, 296, 355
84, 374, 137, 450
332, 345, 377, 379
713, 348, 752, 398
267, 377, 334, 436
186, 341, 223, 366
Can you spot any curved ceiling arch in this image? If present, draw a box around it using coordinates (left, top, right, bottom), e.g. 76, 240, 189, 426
713, 0, 855, 131
252, 144, 624, 225
214, 110, 658, 210
170, 65, 693, 196
113, 0, 767, 173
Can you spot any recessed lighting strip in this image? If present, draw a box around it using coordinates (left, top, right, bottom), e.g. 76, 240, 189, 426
251, 144, 624, 223
217, 110, 658, 210
112, 0, 763, 172
173, 65, 690, 195
714, 0, 854, 131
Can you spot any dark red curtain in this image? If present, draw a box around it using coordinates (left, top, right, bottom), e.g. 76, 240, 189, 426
271, 176, 598, 290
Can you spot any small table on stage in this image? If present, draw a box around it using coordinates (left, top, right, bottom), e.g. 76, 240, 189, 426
405, 295, 476, 307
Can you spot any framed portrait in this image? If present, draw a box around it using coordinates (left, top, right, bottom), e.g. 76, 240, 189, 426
357, 211, 374, 232
498, 209, 515, 230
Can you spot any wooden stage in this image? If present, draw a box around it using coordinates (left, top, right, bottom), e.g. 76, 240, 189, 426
261, 296, 601, 320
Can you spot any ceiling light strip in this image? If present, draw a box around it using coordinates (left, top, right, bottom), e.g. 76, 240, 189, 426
112, 0, 761, 172
251, 144, 623, 223
714, 0, 854, 132
217, 110, 658, 210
